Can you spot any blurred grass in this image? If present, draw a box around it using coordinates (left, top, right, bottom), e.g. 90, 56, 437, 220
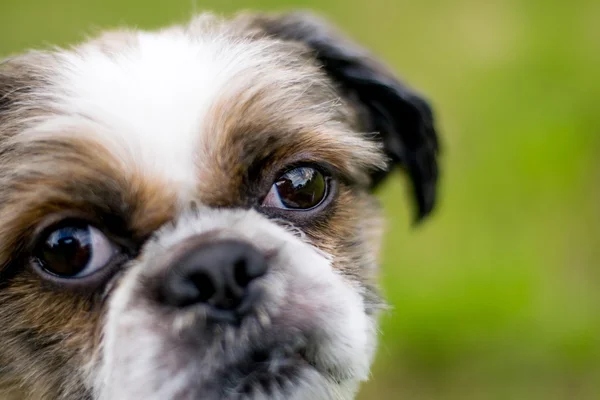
1, 0, 599, 398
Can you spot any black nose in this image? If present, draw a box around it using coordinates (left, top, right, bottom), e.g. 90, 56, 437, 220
160, 239, 267, 321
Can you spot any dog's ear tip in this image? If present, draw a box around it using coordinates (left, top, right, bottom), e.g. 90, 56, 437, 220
407, 139, 440, 222
414, 188, 437, 223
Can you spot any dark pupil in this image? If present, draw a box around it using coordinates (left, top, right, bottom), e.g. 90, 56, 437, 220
39, 227, 92, 277
275, 167, 326, 209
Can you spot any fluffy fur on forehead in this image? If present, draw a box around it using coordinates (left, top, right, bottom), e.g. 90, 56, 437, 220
6, 13, 385, 205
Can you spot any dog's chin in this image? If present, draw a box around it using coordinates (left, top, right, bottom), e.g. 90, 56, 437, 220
176, 332, 356, 400
216, 345, 336, 400
95, 329, 357, 400
92, 313, 361, 400
102, 348, 352, 400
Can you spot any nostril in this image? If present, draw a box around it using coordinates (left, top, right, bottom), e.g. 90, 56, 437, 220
233, 258, 251, 288
234, 253, 267, 289
190, 271, 216, 303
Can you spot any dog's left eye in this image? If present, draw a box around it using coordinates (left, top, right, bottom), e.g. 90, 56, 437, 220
262, 166, 329, 210
33, 223, 117, 278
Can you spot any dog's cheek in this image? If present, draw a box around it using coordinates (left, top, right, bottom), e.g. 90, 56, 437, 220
262, 232, 377, 386
305, 188, 386, 309
295, 189, 384, 382
0, 273, 98, 399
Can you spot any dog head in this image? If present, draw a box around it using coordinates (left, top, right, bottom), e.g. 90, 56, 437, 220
0, 12, 439, 400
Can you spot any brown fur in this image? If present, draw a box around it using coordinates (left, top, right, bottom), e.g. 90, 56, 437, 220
197, 49, 383, 207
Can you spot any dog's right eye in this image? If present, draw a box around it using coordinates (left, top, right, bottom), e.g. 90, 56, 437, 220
262, 166, 329, 210
33, 223, 117, 278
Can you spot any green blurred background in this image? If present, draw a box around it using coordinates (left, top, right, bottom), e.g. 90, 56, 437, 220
1, 0, 598, 398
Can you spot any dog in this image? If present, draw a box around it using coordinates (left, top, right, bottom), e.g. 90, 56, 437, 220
0, 11, 439, 400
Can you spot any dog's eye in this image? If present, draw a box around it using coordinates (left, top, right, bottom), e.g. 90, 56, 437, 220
34, 224, 117, 278
262, 167, 328, 210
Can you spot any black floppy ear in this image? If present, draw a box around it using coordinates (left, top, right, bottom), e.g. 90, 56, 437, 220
244, 12, 440, 221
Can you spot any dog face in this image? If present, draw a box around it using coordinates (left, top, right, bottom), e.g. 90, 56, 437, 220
0, 12, 438, 400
